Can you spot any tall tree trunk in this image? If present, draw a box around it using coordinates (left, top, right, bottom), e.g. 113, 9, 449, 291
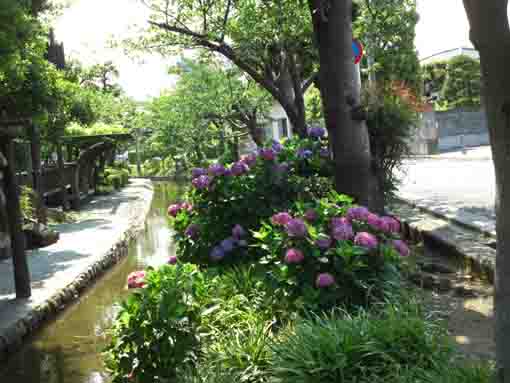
463, 1, 510, 381
309, 0, 372, 207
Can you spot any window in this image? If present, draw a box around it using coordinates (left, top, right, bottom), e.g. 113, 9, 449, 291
278, 118, 288, 138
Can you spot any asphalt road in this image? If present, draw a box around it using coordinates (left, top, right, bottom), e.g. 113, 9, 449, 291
398, 146, 496, 234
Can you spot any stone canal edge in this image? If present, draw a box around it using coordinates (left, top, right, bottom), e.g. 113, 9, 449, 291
0, 179, 154, 362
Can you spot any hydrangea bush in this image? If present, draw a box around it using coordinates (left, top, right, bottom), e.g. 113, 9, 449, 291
252, 193, 408, 309
169, 137, 334, 266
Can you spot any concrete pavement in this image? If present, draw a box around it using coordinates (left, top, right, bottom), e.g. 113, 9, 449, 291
399, 146, 496, 236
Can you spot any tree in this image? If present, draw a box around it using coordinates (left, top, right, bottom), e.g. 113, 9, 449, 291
308, 0, 373, 207
423, 55, 481, 110
124, 0, 316, 137
462, 1, 510, 382
354, 0, 421, 92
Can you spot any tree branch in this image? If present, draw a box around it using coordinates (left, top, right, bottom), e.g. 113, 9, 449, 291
220, 0, 232, 42
302, 72, 319, 93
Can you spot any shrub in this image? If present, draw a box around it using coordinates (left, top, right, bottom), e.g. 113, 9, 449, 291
252, 195, 406, 310
170, 138, 334, 267
270, 304, 453, 383
105, 264, 209, 382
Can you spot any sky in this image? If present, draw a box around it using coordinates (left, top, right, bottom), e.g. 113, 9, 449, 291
54, 0, 503, 101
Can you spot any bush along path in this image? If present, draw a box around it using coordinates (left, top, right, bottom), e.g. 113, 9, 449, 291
105, 132, 493, 383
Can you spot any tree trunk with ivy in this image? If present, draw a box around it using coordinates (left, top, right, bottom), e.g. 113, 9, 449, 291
463, 1, 510, 381
309, 0, 373, 207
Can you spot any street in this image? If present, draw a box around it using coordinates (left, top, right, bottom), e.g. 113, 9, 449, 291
398, 146, 496, 234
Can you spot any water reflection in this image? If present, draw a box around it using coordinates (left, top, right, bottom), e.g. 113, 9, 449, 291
0, 182, 184, 383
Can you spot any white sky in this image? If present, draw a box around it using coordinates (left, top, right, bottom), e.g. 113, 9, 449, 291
54, 0, 508, 100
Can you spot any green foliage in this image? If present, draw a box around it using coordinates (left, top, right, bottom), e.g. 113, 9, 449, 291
354, 0, 421, 92
364, 86, 417, 202
270, 304, 452, 383
105, 264, 206, 382
19, 186, 36, 221
102, 166, 130, 190
423, 55, 481, 110
171, 138, 333, 267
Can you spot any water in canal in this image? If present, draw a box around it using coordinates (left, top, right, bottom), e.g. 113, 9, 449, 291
1, 182, 184, 383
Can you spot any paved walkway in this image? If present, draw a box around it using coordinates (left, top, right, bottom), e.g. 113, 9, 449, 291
399, 146, 496, 236
0, 179, 153, 349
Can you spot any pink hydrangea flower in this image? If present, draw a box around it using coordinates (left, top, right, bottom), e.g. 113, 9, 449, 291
367, 213, 381, 228
285, 218, 308, 238
241, 153, 258, 167
284, 248, 305, 264
272, 212, 293, 226
393, 240, 410, 257
167, 204, 181, 217
192, 175, 211, 189
259, 148, 276, 161
168, 255, 178, 265
347, 206, 370, 221
304, 209, 318, 222
180, 202, 193, 212
379, 216, 400, 233
354, 232, 379, 249
316, 273, 335, 288
127, 271, 146, 289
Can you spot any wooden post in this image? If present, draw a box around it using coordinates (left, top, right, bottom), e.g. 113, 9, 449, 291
2, 139, 31, 298
30, 124, 46, 224
56, 140, 68, 210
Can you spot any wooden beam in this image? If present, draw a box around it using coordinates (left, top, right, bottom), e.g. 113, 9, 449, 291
2, 139, 31, 298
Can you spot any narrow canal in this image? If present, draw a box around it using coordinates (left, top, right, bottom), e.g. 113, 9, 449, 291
0, 182, 183, 383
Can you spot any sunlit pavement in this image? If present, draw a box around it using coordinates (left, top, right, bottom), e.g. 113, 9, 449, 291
398, 146, 496, 235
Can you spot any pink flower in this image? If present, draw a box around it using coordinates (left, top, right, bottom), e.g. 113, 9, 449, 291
168, 255, 178, 265
393, 240, 410, 257
379, 216, 401, 233
272, 212, 293, 226
127, 271, 146, 289
180, 202, 193, 212
259, 148, 276, 161
284, 248, 305, 264
347, 206, 370, 221
304, 209, 318, 222
316, 273, 335, 288
367, 213, 381, 227
285, 218, 308, 238
241, 153, 258, 167
167, 204, 181, 217
354, 232, 378, 249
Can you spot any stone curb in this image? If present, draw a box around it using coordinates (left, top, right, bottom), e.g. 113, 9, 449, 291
390, 200, 496, 283
407, 156, 492, 161
395, 197, 496, 239
0, 180, 154, 363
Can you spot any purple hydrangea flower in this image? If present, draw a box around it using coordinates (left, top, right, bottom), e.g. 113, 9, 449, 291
308, 126, 326, 138
167, 255, 178, 265
347, 206, 370, 221
393, 240, 410, 257
220, 237, 237, 253
316, 273, 335, 288
315, 235, 333, 250
354, 232, 379, 249
271, 212, 293, 226
367, 213, 381, 228
232, 224, 246, 240
331, 218, 354, 241
167, 204, 181, 218
208, 163, 226, 176
259, 148, 276, 161
319, 147, 330, 158
285, 218, 308, 238
185, 224, 199, 239
192, 167, 207, 179
231, 161, 249, 176
272, 140, 283, 153
223, 168, 233, 177
210, 246, 226, 261
284, 248, 305, 264
297, 148, 313, 159
192, 175, 211, 190
379, 216, 401, 233
304, 209, 318, 222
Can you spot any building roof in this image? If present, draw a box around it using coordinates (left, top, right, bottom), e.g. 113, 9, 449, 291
420, 47, 479, 65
